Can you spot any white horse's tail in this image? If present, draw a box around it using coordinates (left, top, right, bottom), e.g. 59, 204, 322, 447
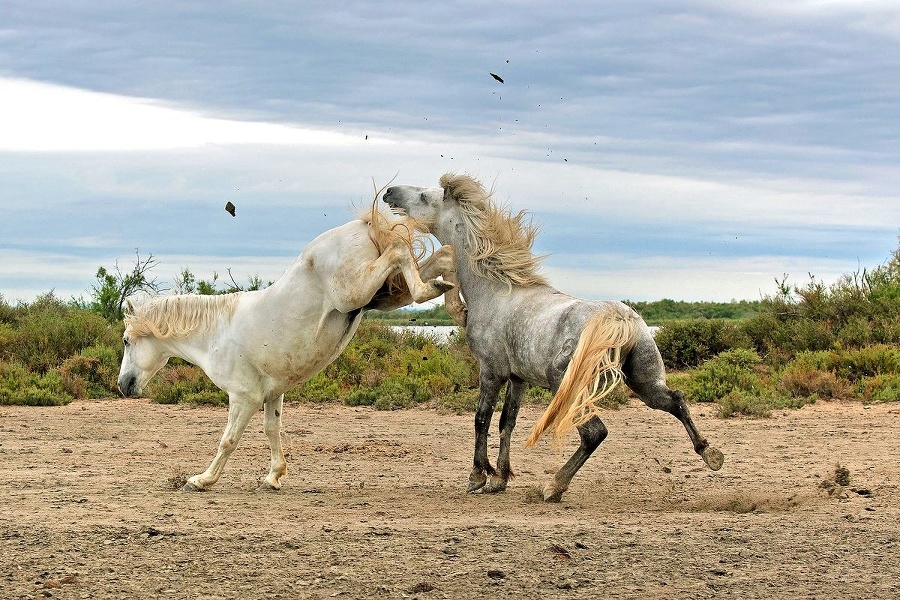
525, 307, 638, 448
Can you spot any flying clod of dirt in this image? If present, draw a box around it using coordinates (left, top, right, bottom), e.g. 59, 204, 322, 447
834, 463, 851, 487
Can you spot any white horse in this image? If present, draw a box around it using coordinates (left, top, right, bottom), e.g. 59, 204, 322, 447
117, 205, 464, 491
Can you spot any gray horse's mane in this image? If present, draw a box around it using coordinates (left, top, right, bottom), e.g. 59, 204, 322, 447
125, 292, 244, 339
440, 172, 548, 290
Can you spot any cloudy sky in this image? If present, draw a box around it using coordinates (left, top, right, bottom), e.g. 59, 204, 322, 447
2, 1, 898, 304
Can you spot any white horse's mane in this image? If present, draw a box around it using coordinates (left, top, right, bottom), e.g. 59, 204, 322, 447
357, 200, 432, 294
440, 172, 548, 290
125, 293, 243, 339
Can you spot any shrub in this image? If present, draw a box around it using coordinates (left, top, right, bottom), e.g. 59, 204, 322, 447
717, 390, 773, 418
717, 389, 812, 418
680, 349, 764, 403
3, 294, 121, 373
655, 319, 751, 370
373, 377, 430, 410
778, 362, 853, 401
182, 390, 229, 406
59, 344, 122, 398
288, 374, 340, 404
148, 364, 225, 405
344, 387, 377, 407
861, 374, 900, 403
436, 389, 479, 414
0, 360, 73, 406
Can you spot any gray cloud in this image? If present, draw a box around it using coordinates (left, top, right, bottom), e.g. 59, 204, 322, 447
1, 1, 898, 302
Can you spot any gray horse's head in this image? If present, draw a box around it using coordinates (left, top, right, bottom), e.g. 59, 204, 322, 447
382, 184, 452, 241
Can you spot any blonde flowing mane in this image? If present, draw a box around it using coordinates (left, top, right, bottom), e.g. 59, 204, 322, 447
440, 173, 548, 290
125, 293, 243, 339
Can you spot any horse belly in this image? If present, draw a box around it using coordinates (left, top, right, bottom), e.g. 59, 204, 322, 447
280, 312, 363, 385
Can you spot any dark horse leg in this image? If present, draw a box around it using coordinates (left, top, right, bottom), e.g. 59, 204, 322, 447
483, 376, 526, 493
624, 333, 725, 471
543, 416, 608, 502
541, 339, 610, 502
468, 369, 506, 492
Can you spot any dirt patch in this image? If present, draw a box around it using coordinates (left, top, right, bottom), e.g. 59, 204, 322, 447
1, 399, 899, 599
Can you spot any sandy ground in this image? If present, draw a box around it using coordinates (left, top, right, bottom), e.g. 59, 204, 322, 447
1, 397, 899, 599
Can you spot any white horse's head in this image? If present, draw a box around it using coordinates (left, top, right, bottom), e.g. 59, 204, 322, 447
117, 299, 169, 398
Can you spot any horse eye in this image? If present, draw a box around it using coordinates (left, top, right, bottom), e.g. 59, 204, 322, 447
123, 338, 129, 347
419, 192, 428, 203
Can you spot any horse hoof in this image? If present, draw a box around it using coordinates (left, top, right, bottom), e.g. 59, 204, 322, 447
259, 482, 282, 492
702, 447, 725, 471
467, 476, 487, 493
483, 476, 508, 494
542, 482, 565, 503
181, 482, 206, 492
431, 279, 455, 293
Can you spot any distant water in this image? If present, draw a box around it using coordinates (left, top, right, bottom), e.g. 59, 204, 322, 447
390, 325, 459, 344
391, 324, 658, 344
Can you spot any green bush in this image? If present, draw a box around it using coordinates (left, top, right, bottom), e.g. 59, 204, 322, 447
436, 389, 480, 413
182, 390, 229, 406
2, 293, 121, 373
288, 374, 340, 404
148, 364, 226, 405
861, 374, 900, 403
777, 360, 853, 401
717, 389, 773, 418
372, 377, 430, 410
680, 349, 764, 403
717, 389, 812, 418
655, 319, 751, 370
59, 344, 122, 398
0, 360, 73, 406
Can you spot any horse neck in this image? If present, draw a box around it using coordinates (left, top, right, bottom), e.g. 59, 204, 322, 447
156, 329, 215, 372
437, 221, 511, 313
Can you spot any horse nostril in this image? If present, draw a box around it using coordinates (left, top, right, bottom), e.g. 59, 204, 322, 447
118, 375, 137, 397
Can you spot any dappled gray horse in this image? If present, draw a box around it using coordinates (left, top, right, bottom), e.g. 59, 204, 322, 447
383, 173, 724, 502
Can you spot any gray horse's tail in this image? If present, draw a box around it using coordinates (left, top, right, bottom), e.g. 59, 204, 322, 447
525, 306, 638, 447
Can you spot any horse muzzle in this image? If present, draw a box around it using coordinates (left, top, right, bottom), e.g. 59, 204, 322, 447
117, 374, 141, 398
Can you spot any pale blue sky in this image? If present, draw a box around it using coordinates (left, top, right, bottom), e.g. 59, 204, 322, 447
1, 1, 898, 303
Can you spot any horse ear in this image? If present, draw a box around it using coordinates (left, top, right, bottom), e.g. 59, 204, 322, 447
125, 298, 135, 315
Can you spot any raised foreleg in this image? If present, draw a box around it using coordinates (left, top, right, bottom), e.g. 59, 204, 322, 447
328, 241, 452, 313
183, 393, 264, 491
365, 245, 466, 326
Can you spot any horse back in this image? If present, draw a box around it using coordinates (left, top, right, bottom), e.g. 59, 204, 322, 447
468, 289, 643, 388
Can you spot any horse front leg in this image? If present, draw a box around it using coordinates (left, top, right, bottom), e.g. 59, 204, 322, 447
329, 244, 449, 312
468, 370, 505, 493
261, 394, 287, 490
418, 245, 466, 327
484, 376, 526, 493
389, 243, 455, 305
184, 393, 263, 491
364, 245, 466, 326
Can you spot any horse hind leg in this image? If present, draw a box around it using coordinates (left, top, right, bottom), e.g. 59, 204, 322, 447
624, 341, 724, 471
183, 393, 262, 491
260, 394, 287, 491
543, 416, 608, 502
